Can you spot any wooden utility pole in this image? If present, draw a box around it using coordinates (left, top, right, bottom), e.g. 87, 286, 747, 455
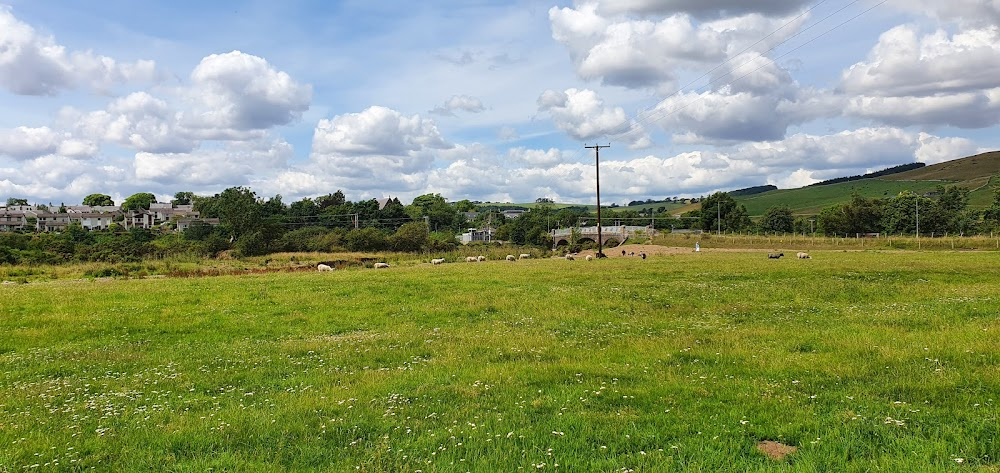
585, 144, 610, 257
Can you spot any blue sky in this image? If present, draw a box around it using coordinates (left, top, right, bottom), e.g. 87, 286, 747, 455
1, 0, 999, 206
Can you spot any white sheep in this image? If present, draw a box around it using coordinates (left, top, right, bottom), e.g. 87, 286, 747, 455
796, 252, 811, 259
519, 253, 531, 259
466, 256, 478, 263
373, 262, 390, 269
431, 258, 445, 265
317, 263, 334, 272
477, 255, 486, 262
585, 255, 593, 261
565, 254, 575, 260
506, 254, 516, 261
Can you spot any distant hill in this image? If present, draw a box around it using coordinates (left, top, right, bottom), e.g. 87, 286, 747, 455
678, 151, 1000, 216
806, 163, 925, 187
730, 185, 777, 197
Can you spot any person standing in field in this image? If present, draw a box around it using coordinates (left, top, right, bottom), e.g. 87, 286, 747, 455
695, 242, 700, 252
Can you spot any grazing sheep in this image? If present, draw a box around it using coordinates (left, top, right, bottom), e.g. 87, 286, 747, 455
317, 263, 334, 272
565, 254, 575, 260
585, 254, 593, 261
466, 256, 478, 262
519, 253, 531, 259
373, 262, 390, 268
477, 255, 487, 262
506, 254, 516, 261
768, 253, 784, 259
431, 258, 446, 265
796, 252, 811, 259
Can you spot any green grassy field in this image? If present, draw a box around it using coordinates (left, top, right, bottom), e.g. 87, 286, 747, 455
2, 251, 999, 471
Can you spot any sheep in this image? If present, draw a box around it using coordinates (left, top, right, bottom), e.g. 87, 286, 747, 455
431, 258, 446, 265
373, 262, 390, 269
585, 254, 593, 261
796, 252, 811, 259
768, 253, 784, 259
506, 254, 516, 261
466, 256, 478, 263
477, 255, 487, 262
317, 263, 334, 272
565, 254, 575, 260
519, 253, 531, 259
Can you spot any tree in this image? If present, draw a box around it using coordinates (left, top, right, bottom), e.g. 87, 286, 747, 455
407, 193, 459, 232
454, 199, 476, 212
881, 191, 937, 235
121, 192, 157, 212
5, 198, 28, 207
390, 222, 430, 252
818, 194, 884, 236
196, 187, 262, 241
759, 205, 794, 234
171, 191, 195, 206
316, 191, 346, 209
699, 192, 751, 233
82, 194, 114, 206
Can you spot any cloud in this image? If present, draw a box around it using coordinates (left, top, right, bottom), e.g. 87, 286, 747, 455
0, 6, 159, 95
507, 147, 572, 166
549, 3, 808, 90
597, 0, 813, 19
429, 95, 486, 116
842, 26, 1000, 97
887, 0, 1000, 28
497, 126, 519, 141
0, 126, 98, 160
841, 25, 1000, 128
537, 88, 650, 147
183, 51, 312, 134
648, 54, 840, 143
306, 106, 453, 193
134, 138, 293, 186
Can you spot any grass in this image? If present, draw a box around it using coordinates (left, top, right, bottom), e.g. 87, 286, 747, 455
1, 251, 999, 471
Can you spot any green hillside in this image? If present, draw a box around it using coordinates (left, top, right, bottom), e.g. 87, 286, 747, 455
737, 180, 944, 216
677, 151, 1000, 216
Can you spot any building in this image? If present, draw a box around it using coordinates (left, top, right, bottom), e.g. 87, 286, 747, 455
0, 211, 27, 231
460, 227, 496, 244
501, 209, 525, 219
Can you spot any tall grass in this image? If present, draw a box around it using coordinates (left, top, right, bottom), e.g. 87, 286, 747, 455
1, 250, 998, 470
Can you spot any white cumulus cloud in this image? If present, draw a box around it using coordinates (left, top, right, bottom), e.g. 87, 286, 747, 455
0, 6, 159, 95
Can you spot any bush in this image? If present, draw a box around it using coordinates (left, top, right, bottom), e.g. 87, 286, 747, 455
390, 222, 429, 252
344, 228, 389, 252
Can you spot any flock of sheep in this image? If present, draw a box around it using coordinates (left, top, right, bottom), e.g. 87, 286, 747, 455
316, 249, 812, 271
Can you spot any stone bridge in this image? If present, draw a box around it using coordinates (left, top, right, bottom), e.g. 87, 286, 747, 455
550, 225, 657, 249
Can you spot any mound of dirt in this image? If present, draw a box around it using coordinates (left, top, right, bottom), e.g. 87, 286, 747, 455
756, 440, 797, 461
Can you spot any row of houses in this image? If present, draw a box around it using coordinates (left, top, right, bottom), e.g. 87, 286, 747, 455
0, 203, 219, 232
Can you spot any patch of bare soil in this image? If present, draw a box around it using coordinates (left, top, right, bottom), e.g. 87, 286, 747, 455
756, 440, 797, 461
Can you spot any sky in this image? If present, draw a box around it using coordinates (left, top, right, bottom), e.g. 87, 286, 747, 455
1, 0, 999, 206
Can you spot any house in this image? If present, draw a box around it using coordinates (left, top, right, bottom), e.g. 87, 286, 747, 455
150, 203, 198, 223
74, 213, 114, 230
460, 227, 496, 244
122, 211, 154, 230
0, 211, 27, 231
32, 212, 71, 232
501, 209, 525, 219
